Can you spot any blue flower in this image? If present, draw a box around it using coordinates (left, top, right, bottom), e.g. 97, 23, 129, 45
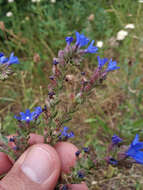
85, 40, 98, 53
126, 134, 143, 164
14, 109, 35, 122
112, 134, 122, 145
59, 126, 74, 139
106, 59, 120, 72
0, 55, 8, 64
0, 52, 19, 65
97, 56, 108, 69
14, 106, 42, 122
65, 36, 74, 45
0, 52, 4, 57
75, 31, 89, 47
33, 106, 42, 119
7, 52, 19, 65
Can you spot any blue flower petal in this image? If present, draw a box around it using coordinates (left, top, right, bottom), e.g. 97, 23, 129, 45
106, 59, 120, 72
112, 134, 122, 145
97, 56, 108, 68
132, 134, 139, 146
85, 40, 98, 53
8, 52, 20, 65
75, 31, 89, 47
65, 36, 74, 45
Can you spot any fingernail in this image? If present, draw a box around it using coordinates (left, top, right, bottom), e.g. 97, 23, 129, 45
21, 147, 55, 184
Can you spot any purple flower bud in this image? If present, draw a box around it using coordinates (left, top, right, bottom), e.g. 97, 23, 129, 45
77, 171, 85, 178
9, 137, 15, 142
112, 134, 122, 145
75, 150, 81, 157
49, 75, 55, 80
83, 147, 90, 153
61, 185, 68, 190
65, 36, 74, 45
53, 60, 59, 65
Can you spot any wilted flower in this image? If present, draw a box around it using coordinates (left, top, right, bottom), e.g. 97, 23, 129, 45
125, 24, 135, 29
0, 21, 5, 31
6, 12, 13, 17
88, 14, 94, 21
116, 30, 128, 41
126, 134, 143, 164
109, 158, 118, 165
96, 41, 103, 48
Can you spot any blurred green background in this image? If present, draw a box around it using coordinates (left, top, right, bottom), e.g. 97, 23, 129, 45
0, 0, 143, 188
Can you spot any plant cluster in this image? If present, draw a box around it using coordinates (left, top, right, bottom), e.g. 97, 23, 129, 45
1, 31, 143, 189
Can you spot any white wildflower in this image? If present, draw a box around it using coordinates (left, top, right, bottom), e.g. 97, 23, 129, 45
51, 0, 56, 3
139, 0, 143, 3
96, 41, 103, 48
116, 30, 128, 41
92, 181, 97, 185
8, 0, 14, 2
6, 12, 13, 17
88, 14, 94, 21
125, 24, 135, 29
31, 0, 40, 2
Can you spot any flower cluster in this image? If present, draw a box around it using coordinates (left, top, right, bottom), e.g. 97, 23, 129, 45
59, 126, 74, 140
0, 52, 19, 80
107, 134, 143, 166
66, 31, 98, 54
126, 134, 143, 164
0, 32, 121, 189
0, 52, 19, 66
14, 106, 42, 122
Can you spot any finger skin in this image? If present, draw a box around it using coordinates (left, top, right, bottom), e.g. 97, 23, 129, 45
0, 144, 61, 190
28, 133, 44, 145
0, 137, 89, 190
55, 142, 78, 173
69, 184, 89, 190
0, 153, 13, 175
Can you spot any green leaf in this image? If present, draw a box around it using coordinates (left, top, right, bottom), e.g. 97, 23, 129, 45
0, 134, 8, 144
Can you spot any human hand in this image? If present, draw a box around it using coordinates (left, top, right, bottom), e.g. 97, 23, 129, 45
0, 134, 88, 190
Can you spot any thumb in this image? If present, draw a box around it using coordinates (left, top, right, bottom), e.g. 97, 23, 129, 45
0, 144, 61, 190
